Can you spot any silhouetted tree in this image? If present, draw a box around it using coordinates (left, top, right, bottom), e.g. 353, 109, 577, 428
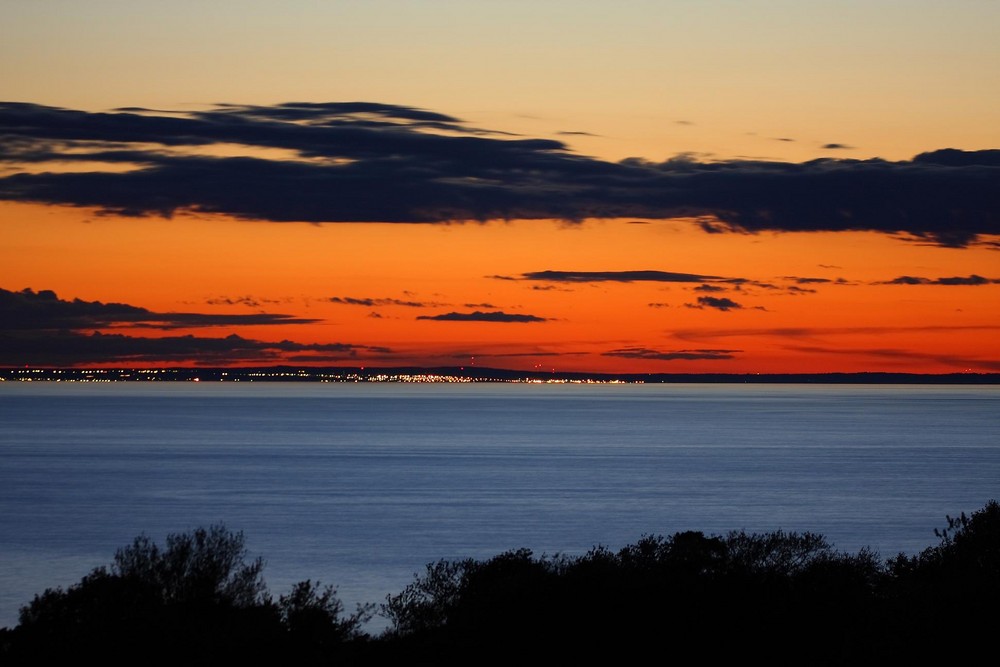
5, 525, 362, 663
5, 502, 1000, 665
878, 500, 1000, 660
381, 557, 474, 638
279, 579, 372, 646
109, 524, 268, 607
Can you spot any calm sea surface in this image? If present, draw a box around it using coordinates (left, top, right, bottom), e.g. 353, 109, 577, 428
1, 381, 998, 630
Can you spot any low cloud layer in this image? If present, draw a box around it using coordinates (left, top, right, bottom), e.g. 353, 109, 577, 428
603, 347, 738, 361
328, 296, 432, 307
687, 296, 743, 311
1, 102, 997, 247
876, 274, 1000, 285
514, 269, 826, 298
516, 270, 742, 284
205, 295, 288, 307
1, 287, 318, 330
0, 330, 389, 366
416, 310, 547, 323
0, 287, 387, 366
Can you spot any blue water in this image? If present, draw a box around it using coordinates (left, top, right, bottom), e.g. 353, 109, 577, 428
1, 381, 998, 631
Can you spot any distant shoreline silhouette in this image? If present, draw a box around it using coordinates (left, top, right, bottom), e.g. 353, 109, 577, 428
4, 366, 999, 384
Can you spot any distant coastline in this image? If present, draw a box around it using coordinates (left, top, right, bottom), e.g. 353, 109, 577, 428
3, 366, 999, 384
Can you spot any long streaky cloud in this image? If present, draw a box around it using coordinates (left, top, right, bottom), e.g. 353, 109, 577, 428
0, 287, 387, 366
876, 274, 1000, 285
328, 296, 431, 307
1, 287, 319, 330
0, 330, 390, 366
518, 270, 739, 283
1, 102, 997, 247
687, 296, 743, 311
603, 347, 738, 361
416, 310, 547, 323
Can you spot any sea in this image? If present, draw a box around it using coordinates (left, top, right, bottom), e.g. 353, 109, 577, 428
1, 381, 997, 632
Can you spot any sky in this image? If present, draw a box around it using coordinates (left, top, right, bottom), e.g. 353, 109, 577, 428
1, 0, 998, 374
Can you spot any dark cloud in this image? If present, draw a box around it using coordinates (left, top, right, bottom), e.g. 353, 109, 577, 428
128, 314, 320, 329
435, 349, 587, 359
0, 329, 390, 366
884, 276, 930, 285
603, 347, 738, 361
914, 148, 1000, 167
518, 270, 740, 284
0, 287, 389, 365
1, 102, 996, 247
205, 295, 286, 307
788, 277, 833, 284
687, 296, 743, 311
328, 296, 431, 307
556, 131, 598, 137
877, 274, 1000, 285
822, 143, 854, 150
210, 101, 460, 125
1, 287, 145, 329
693, 284, 727, 292
936, 275, 997, 285
647, 302, 671, 308
1, 287, 318, 330
416, 310, 547, 323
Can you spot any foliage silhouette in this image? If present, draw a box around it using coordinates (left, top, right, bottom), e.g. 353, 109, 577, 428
279, 579, 373, 647
3, 524, 366, 663
378, 507, 999, 663
3, 502, 999, 664
109, 524, 268, 607
878, 499, 1000, 659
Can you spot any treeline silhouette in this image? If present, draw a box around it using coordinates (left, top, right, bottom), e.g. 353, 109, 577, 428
2, 501, 998, 664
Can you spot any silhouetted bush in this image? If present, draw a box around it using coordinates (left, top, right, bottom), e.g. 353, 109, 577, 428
279, 578, 371, 647
2, 524, 367, 664
3, 502, 999, 665
877, 499, 1000, 660
377, 505, 1000, 663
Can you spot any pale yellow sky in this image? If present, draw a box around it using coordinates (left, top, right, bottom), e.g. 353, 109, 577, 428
2, 0, 997, 162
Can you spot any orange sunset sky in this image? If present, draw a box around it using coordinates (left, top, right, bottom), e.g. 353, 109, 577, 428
1, 1, 998, 374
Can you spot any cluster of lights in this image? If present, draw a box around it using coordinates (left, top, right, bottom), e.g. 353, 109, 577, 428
522, 378, 635, 384
0, 368, 641, 384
